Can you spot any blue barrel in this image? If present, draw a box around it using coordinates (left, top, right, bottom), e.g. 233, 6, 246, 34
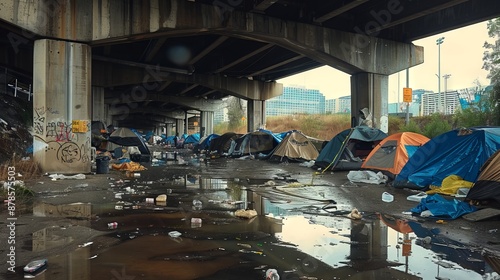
96, 156, 110, 174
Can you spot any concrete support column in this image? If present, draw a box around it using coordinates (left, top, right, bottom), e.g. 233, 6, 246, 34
33, 39, 92, 173
184, 113, 189, 134
92, 86, 106, 123
350, 73, 389, 133
176, 119, 184, 136
200, 111, 214, 137
247, 100, 266, 132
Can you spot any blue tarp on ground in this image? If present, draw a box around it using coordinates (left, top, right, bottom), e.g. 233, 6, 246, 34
315, 126, 387, 170
394, 127, 500, 189
410, 194, 477, 220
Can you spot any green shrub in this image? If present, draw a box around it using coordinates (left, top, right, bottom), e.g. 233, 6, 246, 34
422, 113, 452, 139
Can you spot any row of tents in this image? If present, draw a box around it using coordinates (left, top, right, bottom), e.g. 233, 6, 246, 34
193, 126, 500, 204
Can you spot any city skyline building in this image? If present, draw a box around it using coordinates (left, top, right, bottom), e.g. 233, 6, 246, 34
265, 85, 325, 116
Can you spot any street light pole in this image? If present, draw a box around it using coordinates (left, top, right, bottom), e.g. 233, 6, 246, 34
443, 74, 451, 114
436, 37, 445, 113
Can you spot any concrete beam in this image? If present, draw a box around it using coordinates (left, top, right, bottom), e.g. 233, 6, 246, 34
104, 92, 223, 112
87, 0, 423, 75
93, 59, 283, 101
314, 0, 369, 23
109, 107, 185, 119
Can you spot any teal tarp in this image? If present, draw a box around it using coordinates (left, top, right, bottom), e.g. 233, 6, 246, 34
315, 126, 387, 170
394, 127, 500, 189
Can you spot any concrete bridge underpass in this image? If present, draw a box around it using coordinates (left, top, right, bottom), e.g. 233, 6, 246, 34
0, 0, 498, 173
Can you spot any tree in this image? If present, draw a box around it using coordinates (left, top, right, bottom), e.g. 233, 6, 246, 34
226, 96, 245, 130
482, 18, 500, 125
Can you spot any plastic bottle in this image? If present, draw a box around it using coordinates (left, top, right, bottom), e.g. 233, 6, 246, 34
265, 269, 279, 280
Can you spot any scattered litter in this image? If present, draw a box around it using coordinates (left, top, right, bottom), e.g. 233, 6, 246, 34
78, 242, 93, 248
115, 205, 123, 210
283, 182, 304, 188
265, 268, 279, 280
168, 231, 182, 238
192, 199, 203, 210
191, 218, 202, 228
49, 174, 85, 180
235, 209, 258, 219
346, 208, 362, 220
89, 255, 98, 260
156, 194, 167, 202
299, 160, 315, 168
239, 249, 263, 255
115, 193, 124, 199
347, 170, 388, 184
382, 192, 394, 203
489, 229, 498, 233
145, 198, 154, 203
237, 243, 252, 249
263, 180, 276, 186
107, 222, 118, 229
23, 259, 48, 274
436, 220, 447, 224
407, 192, 427, 202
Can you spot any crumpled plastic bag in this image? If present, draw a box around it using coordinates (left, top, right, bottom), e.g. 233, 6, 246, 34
49, 174, 86, 180
112, 162, 146, 171
347, 170, 388, 184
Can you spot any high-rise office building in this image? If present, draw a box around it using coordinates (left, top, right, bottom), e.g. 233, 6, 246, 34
266, 85, 325, 116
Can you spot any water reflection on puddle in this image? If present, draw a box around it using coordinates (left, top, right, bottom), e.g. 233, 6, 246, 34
22, 178, 500, 280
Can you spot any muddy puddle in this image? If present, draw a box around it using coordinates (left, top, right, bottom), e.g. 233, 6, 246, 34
5, 157, 500, 280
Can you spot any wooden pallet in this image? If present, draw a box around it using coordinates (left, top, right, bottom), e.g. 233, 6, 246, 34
462, 208, 500, 222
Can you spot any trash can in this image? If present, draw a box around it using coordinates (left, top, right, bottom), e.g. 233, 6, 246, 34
96, 156, 110, 174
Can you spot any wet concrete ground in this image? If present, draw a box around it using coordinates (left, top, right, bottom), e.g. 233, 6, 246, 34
1, 147, 500, 279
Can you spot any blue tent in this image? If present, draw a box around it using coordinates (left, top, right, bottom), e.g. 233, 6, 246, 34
315, 126, 387, 171
194, 133, 219, 152
184, 133, 201, 144
394, 127, 500, 189
160, 135, 177, 145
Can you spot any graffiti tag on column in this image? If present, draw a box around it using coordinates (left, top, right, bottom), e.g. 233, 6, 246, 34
46, 122, 75, 142
33, 107, 46, 135
57, 142, 81, 163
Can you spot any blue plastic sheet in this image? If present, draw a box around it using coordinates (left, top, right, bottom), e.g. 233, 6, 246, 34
410, 194, 477, 220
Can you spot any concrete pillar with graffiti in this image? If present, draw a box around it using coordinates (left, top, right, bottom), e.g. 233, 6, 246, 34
33, 39, 91, 173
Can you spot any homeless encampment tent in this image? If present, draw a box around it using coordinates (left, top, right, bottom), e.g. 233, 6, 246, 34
230, 130, 280, 157
466, 150, 500, 204
194, 133, 219, 153
361, 132, 429, 178
108, 127, 151, 155
184, 133, 200, 144
268, 130, 319, 162
208, 132, 242, 156
315, 126, 387, 170
394, 127, 500, 190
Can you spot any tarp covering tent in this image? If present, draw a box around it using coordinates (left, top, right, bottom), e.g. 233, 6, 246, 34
269, 130, 319, 162
361, 132, 429, 178
466, 150, 500, 203
194, 134, 219, 153
315, 126, 387, 170
184, 133, 201, 144
394, 127, 500, 189
230, 130, 280, 156
108, 127, 151, 155
208, 132, 242, 156
160, 135, 177, 145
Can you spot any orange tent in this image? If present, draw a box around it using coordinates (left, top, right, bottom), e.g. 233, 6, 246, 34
362, 132, 429, 177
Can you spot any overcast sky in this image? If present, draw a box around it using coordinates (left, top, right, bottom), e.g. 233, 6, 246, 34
277, 20, 491, 102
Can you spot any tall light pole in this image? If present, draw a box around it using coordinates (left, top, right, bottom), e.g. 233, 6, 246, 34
436, 37, 445, 113
443, 74, 451, 114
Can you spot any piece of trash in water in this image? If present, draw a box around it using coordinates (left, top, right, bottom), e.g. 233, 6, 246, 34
145, 198, 154, 204
78, 242, 93, 247
265, 268, 280, 280
108, 222, 118, 229
115, 205, 123, 210
23, 259, 48, 274
168, 231, 182, 238
239, 249, 263, 255
88, 255, 98, 260
263, 180, 275, 186
191, 218, 202, 228
237, 243, 252, 249
489, 229, 498, 233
